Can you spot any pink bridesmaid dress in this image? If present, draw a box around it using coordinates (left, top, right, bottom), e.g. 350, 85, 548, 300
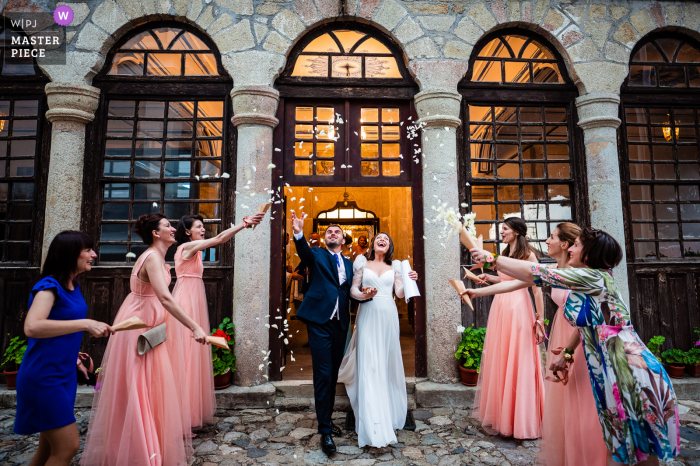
538, 287, 607, 465
81, 250, 193, 466
473, 271, 545, 439
169, 244, 216, 429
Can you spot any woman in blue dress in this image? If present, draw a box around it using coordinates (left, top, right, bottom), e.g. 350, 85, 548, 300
14, 231, 113, 466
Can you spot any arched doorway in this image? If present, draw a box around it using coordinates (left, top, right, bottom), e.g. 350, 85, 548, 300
619, 33, 700, 349
458, 28, 587, 329
81, 22, 234, 365
270, 23, 425, 379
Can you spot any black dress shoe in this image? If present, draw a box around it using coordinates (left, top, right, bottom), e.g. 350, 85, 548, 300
321, 434, 336, 454
331, 423, 342, 436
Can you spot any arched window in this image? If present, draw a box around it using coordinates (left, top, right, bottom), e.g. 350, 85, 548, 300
86, 23, 232, 265
620, 33, 700, 350
460, 30, 580, 256
628, 37, 700, 87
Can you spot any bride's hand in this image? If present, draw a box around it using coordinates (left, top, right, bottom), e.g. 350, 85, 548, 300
360, 286, 378, 300
408, 270, 418, 281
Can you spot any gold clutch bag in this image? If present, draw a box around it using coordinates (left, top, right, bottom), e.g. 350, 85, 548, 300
137, 323, 167, 355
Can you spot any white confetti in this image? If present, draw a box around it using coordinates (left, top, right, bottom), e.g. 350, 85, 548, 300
271, 324, 278, 329
195, 175, 200, 180
274, 148, 281, 152
280, 366, 285, 372
150, 454, 157, 460
201, 174, 209, 179
221, 172, 230, 178
152, 202, 158, 208
267, 163, 276, 169
461, 203, 468, 207
126, 252, 136, 259
263, 375, 269, 379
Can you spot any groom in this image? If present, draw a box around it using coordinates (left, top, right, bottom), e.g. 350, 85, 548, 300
291, 212, 374, 454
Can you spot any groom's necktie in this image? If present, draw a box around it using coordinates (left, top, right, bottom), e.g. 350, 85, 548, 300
333, 253, 340, 268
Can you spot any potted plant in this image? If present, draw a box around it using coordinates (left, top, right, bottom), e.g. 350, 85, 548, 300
660, 348, 686, 379
454, 325, 486, 386
2, 336, 27, 390
211, 318, 235, 390
647, 335, 665, 357
686, 328, 700, 377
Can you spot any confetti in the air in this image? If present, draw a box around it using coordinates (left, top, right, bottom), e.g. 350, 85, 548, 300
267, 163, 276, 169
152, 202, 158, 208
221, 172, 230, 178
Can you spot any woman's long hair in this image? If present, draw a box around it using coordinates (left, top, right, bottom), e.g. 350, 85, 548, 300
366, 232, 394, 265
501, 217, 536, 260
40, 230, 94, 289
175, 214, 204, 245
554, 222, 581, 248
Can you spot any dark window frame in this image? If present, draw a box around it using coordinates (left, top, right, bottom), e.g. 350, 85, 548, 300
625, 32, 700, 89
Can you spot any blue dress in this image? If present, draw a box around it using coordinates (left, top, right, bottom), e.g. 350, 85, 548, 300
14, 276, 87, 435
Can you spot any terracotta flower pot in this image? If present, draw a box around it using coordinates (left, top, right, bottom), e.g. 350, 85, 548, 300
214, 371, 231, 390
459, 365, 479, 386
665, 363, 685, 379
686, 363, 700, 377
3, 370, 19, 390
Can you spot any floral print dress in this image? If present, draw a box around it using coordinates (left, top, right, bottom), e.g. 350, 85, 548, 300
531, 265, 680, 464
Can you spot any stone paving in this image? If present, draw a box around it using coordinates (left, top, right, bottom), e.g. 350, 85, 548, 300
1, 400, 700, 465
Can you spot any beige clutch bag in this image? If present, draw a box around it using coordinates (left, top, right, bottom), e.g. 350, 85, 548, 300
137, 323, 167, 355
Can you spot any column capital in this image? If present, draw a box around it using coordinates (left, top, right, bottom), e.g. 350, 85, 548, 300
230, 85, 280, 128
45, 82, 100, 126
575, 91, 621, 131
414, 90, 462, 129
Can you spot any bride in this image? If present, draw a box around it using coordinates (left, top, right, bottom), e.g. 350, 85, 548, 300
338, 232, 418, 448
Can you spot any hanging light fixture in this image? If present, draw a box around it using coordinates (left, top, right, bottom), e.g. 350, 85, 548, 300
662, 114, 679, 142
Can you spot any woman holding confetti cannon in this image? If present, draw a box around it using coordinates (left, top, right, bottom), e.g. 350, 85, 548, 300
170, 212, 264, 432
463, 216, 546, 439
462, 222, 607, 465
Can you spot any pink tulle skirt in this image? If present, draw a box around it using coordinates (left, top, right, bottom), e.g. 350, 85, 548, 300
472, 286, 545, 439
537, 306, 607, 465
170, 277, 216, 429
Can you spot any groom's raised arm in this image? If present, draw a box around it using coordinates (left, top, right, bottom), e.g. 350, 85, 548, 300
291, 211, 315, 266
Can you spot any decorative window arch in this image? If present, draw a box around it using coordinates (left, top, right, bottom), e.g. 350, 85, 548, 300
86, 23, 233, 264
628, 36, 700, 88
459, 30, 581, 258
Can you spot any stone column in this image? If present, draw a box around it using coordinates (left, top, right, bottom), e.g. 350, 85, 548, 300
230, 86, 279, 387
414, 90, 463, 383
42, 83, 100, 262
576, 92, 629, 302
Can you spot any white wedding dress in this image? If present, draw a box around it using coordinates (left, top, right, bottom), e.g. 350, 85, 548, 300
338, 256, 407, 448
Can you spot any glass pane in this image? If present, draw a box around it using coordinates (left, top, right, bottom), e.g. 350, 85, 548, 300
630, 185, 651, 201
690, 67, 700, 87
654, 164, 676, 179
498, 163, 521, 178
165, 141, 190, 157
10, 140, 35, 157
295, 125, 313, 139
497, 125, 520, 141
107, 120, 133, 138
680, 185, 700, 201
295, 141, 312, 158
147, 53, 182, 76
294, 160, 312, 175
652, 145, 672, 160
546, 145, 568, 160
677, 126, 697, 143
520, 107, 542, 123
548, 163, 570, 178
678, 146, 698, 161
470, 106, 493, 122
498, 144, 519, 160
629, 65, 655, 86
471, 124, 493, 140
545, 126, 567, 141
101, 224, 128, 241
659, 242, 681, 258
137, 121, 164, 138
472, 60, 501, 82
634, 242, 656, 259
681, 204, 700, 220
317, 143, 334, 158
524, 163, 545, 177
524, 204, 546, 220
658, 66, 685, 87
164, 202, 190, 220
544, 108, 566, 123
658, 224, 679, 239
683, 224, 700, 239
108, 101, 135, 118
197, 160, 220, 177
625, 108, 647, 124
549, 204, 571, 220
633, 223, 655, 239
532, 62, 563, 83
303, 34, 341, 53
132, 202, 158, 218
630, 163, 652, 179
361, 161, 379, 176
197, 121, 222, 138
110, 53, 144, 75
317, 108, 334, 123
291, 55, 328, 77
196, 203, 220, 220
354, 37, 391, 54
523, 185, 545, 201
164, 182, 192, 199
361, 143, 378, 158
139, 101, 165, 118
382, 108, 399, 123
171, 32, 209, 51
164, 160, 190, 177
195, 140, 221, 158
685, 242, 700, 257
382, 161, 400, 176
167, 121, 194, 138
680, 164, 700, 180
10, 203, 32, 220
361, 108, 378, 123
631, 204, 653, 220
382, 126, 400, 140
655, 185, 676, 200
496, 185, 518, 201
548, 185, 570, 201
316, 125, 335, 140
184, 54, 217, 75
656, 204, 678, 220
197, 102, 223, 118
500, 204, 521, 219
382, 144, 400, 158
134, 183, 160, 200
104, 183, 130, 199
106, 140, 132, 157
316, 161, 334, 176
296, 107, 313, 121
102, 203, 129, 220
103, 160, 130, 177
331, 56, 361, 78
100, 244, 127, 262
505, 61, 529, 83
168, 101, 194, 119
361, 126, 378, 140
333, 30, 366, 53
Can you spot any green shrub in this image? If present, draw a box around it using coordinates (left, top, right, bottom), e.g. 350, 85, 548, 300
647, 335, 665, 355
2, 336, 27, 371
454, 326, 486, 372
660, 348, 685, 366
211, 318, 236, 377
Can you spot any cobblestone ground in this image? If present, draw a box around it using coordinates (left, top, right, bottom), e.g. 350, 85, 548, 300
1, 400, 699, 465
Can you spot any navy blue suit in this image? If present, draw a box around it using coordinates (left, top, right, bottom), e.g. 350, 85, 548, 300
294, 234, 353, 434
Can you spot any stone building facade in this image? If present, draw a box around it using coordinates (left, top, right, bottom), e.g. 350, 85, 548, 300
1, 0, 699, 388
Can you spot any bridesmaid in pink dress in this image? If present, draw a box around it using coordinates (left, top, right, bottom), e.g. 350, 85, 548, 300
171, 212, 264, 430
465, 217, 545, 439
465, 222, 607, 464
81, 214, 208, 466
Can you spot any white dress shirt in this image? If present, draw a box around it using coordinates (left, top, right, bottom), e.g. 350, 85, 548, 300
294, 231, 345, 321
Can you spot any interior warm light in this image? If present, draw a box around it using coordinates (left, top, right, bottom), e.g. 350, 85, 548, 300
662, 116, 679, 141
333, 59, 361, 77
